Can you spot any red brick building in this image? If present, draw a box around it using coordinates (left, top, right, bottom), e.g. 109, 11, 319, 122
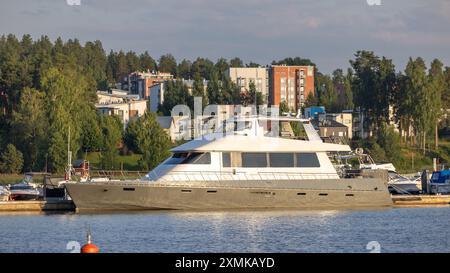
269, 65, 315, 112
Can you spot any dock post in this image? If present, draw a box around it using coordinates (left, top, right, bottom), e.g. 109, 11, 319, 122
421, 170, 428, 194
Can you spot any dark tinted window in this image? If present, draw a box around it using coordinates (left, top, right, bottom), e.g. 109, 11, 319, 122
269, 153, 294, 167
165, 153, 188, 164
242, 153, 267, 168
222, 152, 231, 167
296, 153, 320, 168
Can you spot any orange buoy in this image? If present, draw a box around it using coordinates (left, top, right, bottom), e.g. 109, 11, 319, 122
80, 229, 100, 253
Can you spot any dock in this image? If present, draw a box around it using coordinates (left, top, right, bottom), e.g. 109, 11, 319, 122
392, 195, 450, 206
0, 200, 75, 212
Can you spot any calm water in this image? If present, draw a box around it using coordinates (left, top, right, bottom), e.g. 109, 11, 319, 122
0, 207, 449, 253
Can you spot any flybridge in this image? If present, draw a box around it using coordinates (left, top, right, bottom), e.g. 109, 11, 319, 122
171, 115, 351, 153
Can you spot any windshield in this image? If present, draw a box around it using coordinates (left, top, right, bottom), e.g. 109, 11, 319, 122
165, 152, 211, 165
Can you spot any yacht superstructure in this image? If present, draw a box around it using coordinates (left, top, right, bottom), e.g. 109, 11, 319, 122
65, 116, 392, 211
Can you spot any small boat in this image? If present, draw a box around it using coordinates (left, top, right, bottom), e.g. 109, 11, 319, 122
387, 171, 422, 194
357, 152, 396, 172
0, 186, 10, 201
429, 170, 450, 194
8, 175, 43, 201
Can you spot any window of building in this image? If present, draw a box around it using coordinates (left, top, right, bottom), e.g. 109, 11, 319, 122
242, 153, 268, 168
296, 153, 320, 168
269, 153, 295, 167
222, 152, 231, 167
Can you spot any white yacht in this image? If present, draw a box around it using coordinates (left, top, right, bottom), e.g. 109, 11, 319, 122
65, 116, 392, 211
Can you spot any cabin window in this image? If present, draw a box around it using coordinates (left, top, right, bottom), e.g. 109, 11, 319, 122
182, 152, 211, 164
222, 152, 231, 167
165, 152, 211, 165
296, 153, 320, 168
165, 152, 189, 165
242, 153, 268, 168
269, 153, 294, 167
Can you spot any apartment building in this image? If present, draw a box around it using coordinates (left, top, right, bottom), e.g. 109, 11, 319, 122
269, 65, 315, 112
96, 91, 147, 129
122, 70, 174, 99
318, 111, 353, 139
226, 67, 269, 103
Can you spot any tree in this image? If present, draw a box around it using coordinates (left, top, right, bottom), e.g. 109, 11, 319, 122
177, 59, 192, 79
304, 92, 318, 108
318, 74, 338, 112
123, 118, 140, 153
160, 79, 190, 115
191, 57, 214, 80
229, 57, 244, 68
206, 72, 222, 104
126, 51, 141, 74
215, 58, 229, 79
188, 72, 208, 110
428, 59, 445, 150
11, 87, 48, 171
0, 144, 24, 173
443, 67, 450, 110
158, 54, 177, 76
240, 81, 263, 106
99, 115, 122, 169
41, 67, 96, 172
376, 124, 402, 163
80, 112, 103, 153
128, 112, 171, 170
403, 57, 433, 154
279, 101, 289, 114
84, 40, 107, 89
343, 68, 354, 110
139, 51, 157, 72
350, 51, 396, 131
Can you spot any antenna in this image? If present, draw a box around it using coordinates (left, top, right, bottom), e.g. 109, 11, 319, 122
66, 126, 72, 181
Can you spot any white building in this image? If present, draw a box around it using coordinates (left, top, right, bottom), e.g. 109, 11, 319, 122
318, 112, 353, 139
96, 91, 147, 129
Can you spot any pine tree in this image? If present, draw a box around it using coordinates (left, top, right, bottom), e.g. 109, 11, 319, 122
0, 144, 24, 173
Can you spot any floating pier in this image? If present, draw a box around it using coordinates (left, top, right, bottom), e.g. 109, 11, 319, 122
0, 200, 75, 212
392, 195, 450, 206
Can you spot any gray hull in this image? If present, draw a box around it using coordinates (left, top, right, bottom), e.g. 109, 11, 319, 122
65, 177, 392, 211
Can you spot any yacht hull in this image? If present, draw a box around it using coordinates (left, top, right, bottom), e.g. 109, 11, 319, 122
65, 178, 392, 211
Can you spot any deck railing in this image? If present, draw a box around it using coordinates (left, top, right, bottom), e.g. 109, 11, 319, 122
145, 170, 339, 182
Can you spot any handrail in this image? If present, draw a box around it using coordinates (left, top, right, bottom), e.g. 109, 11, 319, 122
145, 170, 339, 182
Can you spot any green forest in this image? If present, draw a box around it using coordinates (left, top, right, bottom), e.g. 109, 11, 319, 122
0, 34, 449, 175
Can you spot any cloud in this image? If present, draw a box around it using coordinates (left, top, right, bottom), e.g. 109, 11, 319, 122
0, 0, 449, 73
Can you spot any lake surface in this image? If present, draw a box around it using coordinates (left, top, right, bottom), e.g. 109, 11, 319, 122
0, 206, 449, 253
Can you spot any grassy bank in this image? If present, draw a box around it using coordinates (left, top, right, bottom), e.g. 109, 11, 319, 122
85, 152, 142, 171
0, 174, 24, 185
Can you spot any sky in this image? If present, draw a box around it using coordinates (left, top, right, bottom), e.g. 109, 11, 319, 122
1, 0, 450, 74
